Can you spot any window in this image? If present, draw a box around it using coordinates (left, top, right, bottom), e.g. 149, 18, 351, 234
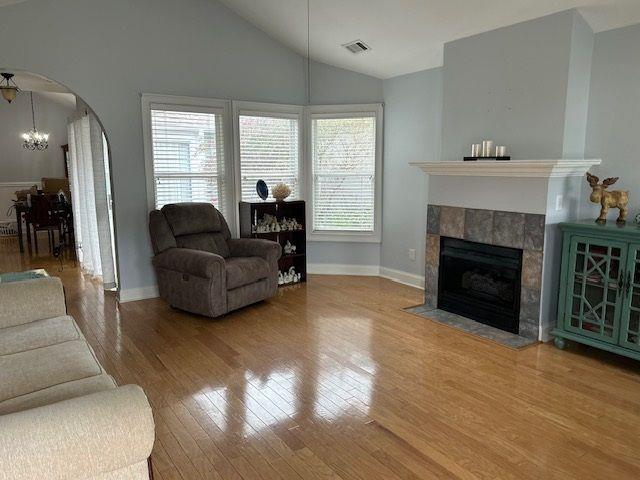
234, 102, 303, 202
142, 96, 383, 243
308, 105, 382, 242
142, 95, 231, 218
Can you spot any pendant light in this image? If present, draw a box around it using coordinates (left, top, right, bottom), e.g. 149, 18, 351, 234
22, 92, 49, 150
0, 73, 19, 103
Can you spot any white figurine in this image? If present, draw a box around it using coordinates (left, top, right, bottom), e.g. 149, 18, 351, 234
278, 271, 284, 285
284, 240, 296, 255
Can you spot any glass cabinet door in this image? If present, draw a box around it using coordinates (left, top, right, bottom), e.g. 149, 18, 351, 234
619, 244, 640, 352
564, 236, 626, 344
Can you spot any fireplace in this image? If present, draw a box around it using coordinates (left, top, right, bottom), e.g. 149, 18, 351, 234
438, 237, 523, 334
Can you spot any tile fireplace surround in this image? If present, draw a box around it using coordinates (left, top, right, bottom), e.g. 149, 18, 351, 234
425, 205, 544, 340
411, 159, 602, 342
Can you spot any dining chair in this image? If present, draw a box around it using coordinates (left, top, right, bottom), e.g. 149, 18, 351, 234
27, 195, 63, 254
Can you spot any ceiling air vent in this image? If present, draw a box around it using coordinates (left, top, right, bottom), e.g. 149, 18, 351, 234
343, 40, 370, 54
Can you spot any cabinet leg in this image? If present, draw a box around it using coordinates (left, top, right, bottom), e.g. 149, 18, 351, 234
554, 337, 566, 350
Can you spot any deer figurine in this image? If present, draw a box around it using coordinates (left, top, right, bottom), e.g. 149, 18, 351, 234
586, 172, 629, 224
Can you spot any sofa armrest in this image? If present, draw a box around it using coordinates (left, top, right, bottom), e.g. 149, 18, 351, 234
0, 385, 155, 480
0, 277, 66, 329
228, 238, 282, 263
153, 247, 225, 279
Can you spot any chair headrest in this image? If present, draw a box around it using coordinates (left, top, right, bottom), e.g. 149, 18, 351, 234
161, 203, 223, 236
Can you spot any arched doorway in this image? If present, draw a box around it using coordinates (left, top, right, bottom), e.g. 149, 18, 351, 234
0, 70, 118, 290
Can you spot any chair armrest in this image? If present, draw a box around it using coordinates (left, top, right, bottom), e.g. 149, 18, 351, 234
0, 385, 155, 480
0, 277, 66, 329
152, 248, 225, 279
228, 238, 282, 263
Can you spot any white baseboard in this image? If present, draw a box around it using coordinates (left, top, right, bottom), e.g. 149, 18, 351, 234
539, 323, 554, 343
117, 266, 423, 302
379, 267, 425, 290
307, 263, 424, 290
118, 285, 159, 303
307, 263, 380, 276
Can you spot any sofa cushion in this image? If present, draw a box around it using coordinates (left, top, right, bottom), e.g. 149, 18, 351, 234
0, 339, 103, 403
0, 373, 116, 415
0, 277, 67, 329
225, 256, 270, 290
0, 315, 82, 356
176, 232, 230, 258
162, 202, 222, 236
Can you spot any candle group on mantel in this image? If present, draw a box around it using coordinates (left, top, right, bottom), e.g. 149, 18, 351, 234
471, 140, 507, 158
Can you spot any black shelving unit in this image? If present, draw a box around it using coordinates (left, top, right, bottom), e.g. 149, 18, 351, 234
239, 200, 306, 287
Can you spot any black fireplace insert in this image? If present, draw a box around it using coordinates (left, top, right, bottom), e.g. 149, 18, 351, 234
438, 237, 522, 334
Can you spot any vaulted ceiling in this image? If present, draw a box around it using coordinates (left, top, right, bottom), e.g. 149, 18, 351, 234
218, 0, 640, 78
3, 0, 640, 79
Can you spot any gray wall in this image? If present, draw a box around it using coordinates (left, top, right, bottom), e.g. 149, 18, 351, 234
585, 23, 640, 219
440, 10, 577, 161
306, 60, 384, 268
0, 92, 72, 181
381, 68, 442, 279
309, 60, 383, 105
0, 0, 382, 292
562, 13, 594, 158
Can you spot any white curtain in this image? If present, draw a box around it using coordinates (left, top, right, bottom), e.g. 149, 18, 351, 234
67, 114, 117, 289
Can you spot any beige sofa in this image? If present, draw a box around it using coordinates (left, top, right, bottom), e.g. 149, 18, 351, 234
0, 277, 155, 480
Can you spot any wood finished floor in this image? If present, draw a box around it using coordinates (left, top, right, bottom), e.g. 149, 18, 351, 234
2, 236, 640, 479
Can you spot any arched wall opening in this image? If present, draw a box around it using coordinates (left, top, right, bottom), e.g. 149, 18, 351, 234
0, 68, 119, 290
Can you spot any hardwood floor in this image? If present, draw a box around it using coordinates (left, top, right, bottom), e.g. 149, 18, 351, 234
2, 236, 640, 479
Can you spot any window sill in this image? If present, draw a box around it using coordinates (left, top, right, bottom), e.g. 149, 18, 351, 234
307, 231, 381, 244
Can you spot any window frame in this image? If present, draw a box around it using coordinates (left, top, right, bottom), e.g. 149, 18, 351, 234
232, 101, 305, 209
306, 103, 383, 243
141, 93, 234, 223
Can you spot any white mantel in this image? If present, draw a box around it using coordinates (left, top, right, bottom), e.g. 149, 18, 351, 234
409, 159, 601, 178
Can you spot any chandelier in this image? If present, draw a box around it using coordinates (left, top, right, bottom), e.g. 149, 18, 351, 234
0, 73, 19, 103
22, 92, 49, 150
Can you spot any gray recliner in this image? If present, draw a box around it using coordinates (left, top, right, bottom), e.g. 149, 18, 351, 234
149, 203, 281, 317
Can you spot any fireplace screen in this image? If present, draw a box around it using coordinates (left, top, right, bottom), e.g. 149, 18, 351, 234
438, 237, 523, 334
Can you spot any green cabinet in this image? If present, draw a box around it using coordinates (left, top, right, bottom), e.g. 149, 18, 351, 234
554, 221, 640, 361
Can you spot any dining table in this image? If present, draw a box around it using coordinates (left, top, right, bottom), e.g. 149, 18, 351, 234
14, 196, 73, 253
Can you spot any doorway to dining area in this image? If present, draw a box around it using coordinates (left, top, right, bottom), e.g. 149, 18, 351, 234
0, 70, 117, 290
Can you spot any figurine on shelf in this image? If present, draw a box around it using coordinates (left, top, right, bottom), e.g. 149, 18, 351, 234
255, 213, 280, 233
277, 217, 302, 231
283, 240, 296, 255
586, 172, 629, 224
277, 265, 302, 286
288, 267, 297, 283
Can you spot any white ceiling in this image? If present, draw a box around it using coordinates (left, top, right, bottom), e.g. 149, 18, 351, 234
218, 0, 640, 78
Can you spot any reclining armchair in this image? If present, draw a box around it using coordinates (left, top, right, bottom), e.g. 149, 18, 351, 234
149, 203, 281, 317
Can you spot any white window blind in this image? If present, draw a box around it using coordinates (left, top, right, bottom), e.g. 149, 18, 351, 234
311, 115, 377, 232
238, 114, 300, 201
150, 108, 227, 215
